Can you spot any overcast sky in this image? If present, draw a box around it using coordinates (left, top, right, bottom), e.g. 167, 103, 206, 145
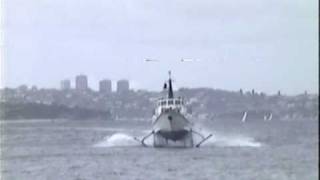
1, 0, 318, 94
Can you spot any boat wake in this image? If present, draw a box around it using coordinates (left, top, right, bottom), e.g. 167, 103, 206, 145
206, 133, 262, 147
93, 131, 262, 148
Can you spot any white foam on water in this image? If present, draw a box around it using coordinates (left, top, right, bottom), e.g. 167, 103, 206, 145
206, 134, 262, 147
93, 133, 140, 147
94, 130, 262, 148
192, 125, 262, 148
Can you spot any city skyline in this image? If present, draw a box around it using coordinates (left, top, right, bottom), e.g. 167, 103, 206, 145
3, 74, 316, 96
62, 75, 130, 92
1, 0, 318, 95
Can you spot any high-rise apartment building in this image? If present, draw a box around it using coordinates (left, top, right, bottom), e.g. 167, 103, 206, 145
99, 79, 112, 93
117, 80, 129, 93
75, 75, 88, 91
60, 80, 71, 90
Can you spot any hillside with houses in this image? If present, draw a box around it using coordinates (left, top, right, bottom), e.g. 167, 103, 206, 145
0, 86, 318, 121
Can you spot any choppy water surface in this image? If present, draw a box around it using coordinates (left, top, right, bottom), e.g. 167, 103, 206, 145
1, 119, 318, 180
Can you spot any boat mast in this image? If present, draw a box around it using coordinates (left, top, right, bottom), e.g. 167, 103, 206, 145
168, 71, 174, 99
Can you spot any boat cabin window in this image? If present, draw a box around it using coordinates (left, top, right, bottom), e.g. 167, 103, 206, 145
161, 108, 169, 113
160, 101, 166, 106
168, 100, 173, 105
175, 100, 181, 105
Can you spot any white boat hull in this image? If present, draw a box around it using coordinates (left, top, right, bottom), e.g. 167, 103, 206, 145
152, 110, 193, 147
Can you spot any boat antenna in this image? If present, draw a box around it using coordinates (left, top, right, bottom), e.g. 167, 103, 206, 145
168, 71, 174, 99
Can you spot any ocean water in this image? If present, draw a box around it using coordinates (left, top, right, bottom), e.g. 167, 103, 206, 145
0, 119, 318, 180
